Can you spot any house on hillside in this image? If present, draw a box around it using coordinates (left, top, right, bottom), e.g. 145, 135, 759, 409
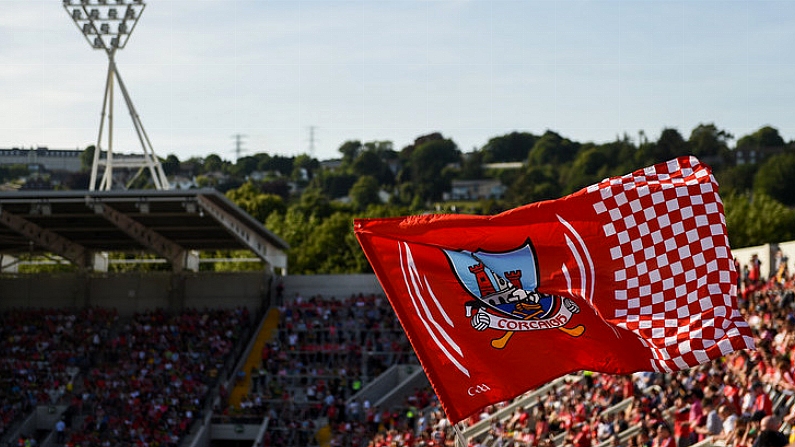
445, 179, 506, 201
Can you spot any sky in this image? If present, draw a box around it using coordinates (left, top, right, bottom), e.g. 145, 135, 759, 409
1, 0, 794, 163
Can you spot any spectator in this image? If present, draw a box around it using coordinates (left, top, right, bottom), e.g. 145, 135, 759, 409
752, 415, 787, 447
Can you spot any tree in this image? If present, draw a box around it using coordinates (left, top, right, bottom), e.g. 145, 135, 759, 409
527, 131, 579, 167
736, 126, 785, 150
352, 149, 394, 185
754, 153, 795, 206
161, 154, 181, 176
562, 145, 609, 194
407, 137, 461, 202
688, 123, 733, 165
459, 150, 485, 180
226, 181, 286, 222
291, 154, 319, 185
80, 145, 96, 172
258, 155, 293, 176
313, 170, 359, 199
724, 192, 795, 248
481, 132, 537, 163
349, 175, 381, 211
292, 187, 335, 219
231, 155, 259, 178
203, 154, 225, 173
655, 128, 689, 161
505, 164, 561, 206
713, 163, 758, 196
636, 128, 688, 166
339, 140, 363, 166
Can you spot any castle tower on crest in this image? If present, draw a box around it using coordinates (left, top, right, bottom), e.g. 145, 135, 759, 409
505, 270, 523, 289
469, 263, 496, 297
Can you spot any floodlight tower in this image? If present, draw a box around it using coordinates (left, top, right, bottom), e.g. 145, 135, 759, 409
64, 0, 170, 190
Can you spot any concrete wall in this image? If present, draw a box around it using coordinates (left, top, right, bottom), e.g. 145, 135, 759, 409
0, 271, 273, 315
281, 274, 384, 301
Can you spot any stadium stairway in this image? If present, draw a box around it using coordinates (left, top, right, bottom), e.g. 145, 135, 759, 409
228, 307, 280, 408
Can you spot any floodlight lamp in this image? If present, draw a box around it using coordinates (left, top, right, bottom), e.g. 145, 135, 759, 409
99, 0, 108, 4
82, 23, 92, 34
80, 0, 89, 5
100, 23, 110, 34
118, 23, 127, 34
63, 0, 72, 5
125, 7, 135, 19
111, 37, 119, 47
72, 9, 82, 19
108, 8, 117, 19
93, 37, 103, 48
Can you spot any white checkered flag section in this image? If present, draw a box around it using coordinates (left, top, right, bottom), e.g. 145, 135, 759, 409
589, 156, 755, 372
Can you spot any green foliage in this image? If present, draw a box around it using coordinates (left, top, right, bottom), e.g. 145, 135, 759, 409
0, 164, 29, 183
528, 131, 579, 167
225, 182, 286, 222
482, 132, 537, 163
291, 187, 336, 219
229, 155, 259, 178
203, 154, 227, 173
459, 151, 485, 180
313, 170, 359, 199
17, 257, 80, 274
9, 125, 795, 275
339, 140, 363, 167
736, 126, 785, 151
562, 145, 609, 194
635, 128, 689, 166
715, 164, 758, 196
688, 123, 733, 164
754, 152, 795, 206
161, 154, 181, 176
505, 164, 561, 206
107, 252, 171, 272
724, 192, 795, 248
349, 176, 381, 211
352, 150, 395, 185
265, 208, 366, 274
407, 137, 461, 202
204, 250, 264, 272
258, 155, 294, 176
80, 145, 95, 172
291, 154, 320, 185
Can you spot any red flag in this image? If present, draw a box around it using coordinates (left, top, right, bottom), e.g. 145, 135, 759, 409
354, 156, 754, 423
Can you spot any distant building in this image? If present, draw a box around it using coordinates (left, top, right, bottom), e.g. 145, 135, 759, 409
319, 159, 343, 171
446, 179, 506, 201
0, 147, 83, 172
735, 146, 788, 165
169, 175, 197, 190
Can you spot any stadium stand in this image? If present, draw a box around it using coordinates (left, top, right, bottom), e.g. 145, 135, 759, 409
2, 186, 795, 447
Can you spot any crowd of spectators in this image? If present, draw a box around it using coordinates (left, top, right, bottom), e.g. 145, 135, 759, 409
228, 254, 795, 447
0, 307, 118, 440
0, 306, 250, 447
446, 255, 795, 447
3, 251, 795, 447
222, 292, 419, 446
60, 307, 251, 447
